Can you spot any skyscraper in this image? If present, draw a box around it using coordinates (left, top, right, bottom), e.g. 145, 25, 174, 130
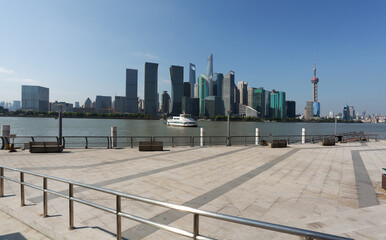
237, 81, 248, 105
206, 54, 214, 95
170, 65, 184, 115
114, 96, 126, 113
270, 90, 286, 119
126, 68, 138, 113
95, 95, 112, 113
161, 91, 170, 114
144, 62, 158, 116
189, 63, 196, 97
215, 73, 223, 98
183, 82, 191, 97
222, 71, 235, 114
21, 85, 49, 112
198, 74, 210, 116
253, 88, 265, 118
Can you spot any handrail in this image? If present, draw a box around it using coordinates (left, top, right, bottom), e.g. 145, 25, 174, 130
6, 132, 379, 149
0, 165, 352, 240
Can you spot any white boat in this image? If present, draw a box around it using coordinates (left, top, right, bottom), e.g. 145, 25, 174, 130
167, 114, 197, 127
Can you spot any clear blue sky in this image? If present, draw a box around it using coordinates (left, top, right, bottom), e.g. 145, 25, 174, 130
1, 0, 385, 115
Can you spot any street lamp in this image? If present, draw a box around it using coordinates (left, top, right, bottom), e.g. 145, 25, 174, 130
58, 105, 63, 145
227, 110, 232, 146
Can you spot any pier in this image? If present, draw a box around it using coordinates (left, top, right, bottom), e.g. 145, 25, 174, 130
0, 141, 385, 239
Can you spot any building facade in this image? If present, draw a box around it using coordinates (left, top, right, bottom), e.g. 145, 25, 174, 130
126, 68, 138, 113
286, 101, 296, 118
114, 96, 126, 113
222, 71, 235, 114
198, 74, 210, 116
21, 85, 49, 112
161, 91, 170, 114
237, 81, 248, 105
189, 63, 196, 97
95, 96, 112, 113
270, 90, 286, 119
170, 65, 184, 115
144, 62, 158, 116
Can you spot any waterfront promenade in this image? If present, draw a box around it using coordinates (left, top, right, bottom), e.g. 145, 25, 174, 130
0, 142, 385, 239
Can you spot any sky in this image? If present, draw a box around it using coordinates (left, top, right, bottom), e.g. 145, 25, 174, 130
0, 0, 386, 115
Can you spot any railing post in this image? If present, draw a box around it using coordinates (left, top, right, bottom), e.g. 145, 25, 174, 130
172, 136, 174, 148
85, 137, 88, 149
20, 172, 24, 206
130, 137, 133, 148
43, 177, 48, 217
107, 137, 110, 149
62, 137, 65, 149
193, 214, 199, 239
244, 136, 247, 146
209, 137, 211, 147
69, 183, 74, 230
0, 167, 4, 197
192, 136, 194, 147
116, 195, 122, 240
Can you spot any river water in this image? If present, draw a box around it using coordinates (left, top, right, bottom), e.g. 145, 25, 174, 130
0, 117, 385, 139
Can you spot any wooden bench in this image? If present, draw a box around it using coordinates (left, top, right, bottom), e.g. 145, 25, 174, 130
269, 140, 287, 148
319, 137, 335, 146
138, 141, 163, 151
29, 142, 64, 153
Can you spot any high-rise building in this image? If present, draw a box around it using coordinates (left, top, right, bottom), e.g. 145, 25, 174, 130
286, 101, 296, 118
264, 91, 271, 118
95, 96, 112, 113
12, 100, 21, 111
253, 88, 265, 118
84, 98, 92, 108
144, 62, 158, 116
114, 96, 126, 113
304, 101, 314, 120
215, 73, 223, 98
183, 82, 191, 98
169, 65, 184, 115
343, 105, 350, 120
21, 85, 49, 112
349, 106, 355, 119
194, 83, 199, 98
189, 63, 196, 97
206, 54, 214, 95
126, 68, 138, 113
247, 87, 255, 108
198, 74, 210, 116
237, 81, 248, 105
161, 91, 170, 114
270, 90, 286, 119
222, 71, 235, 114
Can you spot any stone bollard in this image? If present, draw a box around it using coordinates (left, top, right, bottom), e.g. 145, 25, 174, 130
2, 125, 10, 145
255, 128, 260, 146
111, 126, 117, 148
200, 127, 205, 147
302, 128, 306, 144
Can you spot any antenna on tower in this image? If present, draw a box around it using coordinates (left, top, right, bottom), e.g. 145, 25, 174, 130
313, 50, 316, 77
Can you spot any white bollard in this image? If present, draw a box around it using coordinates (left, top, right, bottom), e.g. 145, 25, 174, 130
111, 126, 117, 148
200, 127, 205, 147
1, 125, 10, 137
302, 128, 306, 144
255, 128, 260, 146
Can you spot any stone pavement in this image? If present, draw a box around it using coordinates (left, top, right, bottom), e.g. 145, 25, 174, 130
0, 142, 385, 239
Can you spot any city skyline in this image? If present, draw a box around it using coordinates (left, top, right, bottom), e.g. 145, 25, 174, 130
0, 0, 386, 115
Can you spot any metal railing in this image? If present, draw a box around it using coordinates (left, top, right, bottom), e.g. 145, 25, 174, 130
0, 132, 379, 150
0, 165, 352, 240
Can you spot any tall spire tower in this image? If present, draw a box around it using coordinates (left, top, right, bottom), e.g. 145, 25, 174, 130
311, 52, 320, 117
311, 52, 319, 102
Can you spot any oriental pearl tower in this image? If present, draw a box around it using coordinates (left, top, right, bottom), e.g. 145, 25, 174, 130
311, 53, 320, 117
